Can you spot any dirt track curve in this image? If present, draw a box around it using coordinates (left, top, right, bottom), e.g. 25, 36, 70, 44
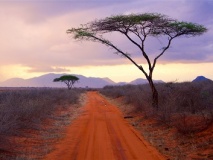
45, 91, 165, 160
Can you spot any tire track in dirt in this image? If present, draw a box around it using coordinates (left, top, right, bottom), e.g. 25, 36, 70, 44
45, 91, 165, 160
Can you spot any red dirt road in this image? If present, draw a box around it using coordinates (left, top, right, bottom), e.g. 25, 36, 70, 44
45, 92, 165, 160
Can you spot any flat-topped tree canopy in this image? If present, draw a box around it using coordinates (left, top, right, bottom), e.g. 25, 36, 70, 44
89, 13, 167, 33
68, 13, 207, 40
67, 13, 207, 108
53, 75, 79, 90
53, 75, 79, 82
165, 21, 207, 37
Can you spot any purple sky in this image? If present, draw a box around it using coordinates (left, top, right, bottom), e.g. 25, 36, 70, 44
0, 0, 212, 82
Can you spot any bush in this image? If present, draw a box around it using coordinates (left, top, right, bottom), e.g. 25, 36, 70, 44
0, 88, 82, 159
100, 82, 213, 134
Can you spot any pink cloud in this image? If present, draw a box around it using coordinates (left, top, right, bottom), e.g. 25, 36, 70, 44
0, 0, 212, 74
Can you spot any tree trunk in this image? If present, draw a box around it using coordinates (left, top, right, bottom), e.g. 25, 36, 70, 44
66, 81, 73, 90
67, 84, 71, 90
152, 86, 158, 109
148, 78, 159, 109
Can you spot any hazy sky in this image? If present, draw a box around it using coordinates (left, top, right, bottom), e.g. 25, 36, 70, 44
0, 0, 212, 82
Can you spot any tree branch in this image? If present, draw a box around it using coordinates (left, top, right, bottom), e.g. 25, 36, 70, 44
151, 37, 173, 75
123, 31, 143, 50
124, 27, 152, 74
89, 34, 149, 77
141, 32, 152, 72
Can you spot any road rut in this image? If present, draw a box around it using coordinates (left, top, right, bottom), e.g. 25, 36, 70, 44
45, 91, 165, 160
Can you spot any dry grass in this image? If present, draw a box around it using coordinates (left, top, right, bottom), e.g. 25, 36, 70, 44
101, 82, 213, 133
0, 88, 84, 160
100, 81, 213, 159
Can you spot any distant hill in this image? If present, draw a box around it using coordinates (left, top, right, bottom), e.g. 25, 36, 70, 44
0, 73, 116, 88
116, 82, 128, 86
130, 78, 164, 85
192, 76, 213, 83
102, 77, 115, 84
0, 73, 166, 88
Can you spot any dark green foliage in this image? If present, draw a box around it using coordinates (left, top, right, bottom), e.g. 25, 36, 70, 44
53, 75, 79, 90
68, 13, 207, 39
53, 75, 79, 82
166, 21, 207, 37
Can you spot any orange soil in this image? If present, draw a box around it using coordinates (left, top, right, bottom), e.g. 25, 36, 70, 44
111, 97, 213, 159
45, 91, 165, 160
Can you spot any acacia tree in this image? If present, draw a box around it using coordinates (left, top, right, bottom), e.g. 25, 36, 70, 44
53, 75, 79, 90
67, 13, 207, 108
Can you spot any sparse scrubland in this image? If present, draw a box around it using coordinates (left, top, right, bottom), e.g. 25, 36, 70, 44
0, 88, 84, 160
100, 82, 213, 159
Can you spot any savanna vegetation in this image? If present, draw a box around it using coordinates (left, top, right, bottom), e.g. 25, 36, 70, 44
68, 12, 210, 159
0, 88, 84, 160
101, 81, 213, 133
68, 13, 207, 108
100, 81, 213, 159
53, 75, 79, 90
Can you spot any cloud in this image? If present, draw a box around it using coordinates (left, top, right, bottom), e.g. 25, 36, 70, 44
0, 0, 212, 74
0, 0, 130, 24
27, 65, 70, 73
184, 0, 213, 24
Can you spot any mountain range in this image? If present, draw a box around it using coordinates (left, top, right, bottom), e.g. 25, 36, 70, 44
0, 74, 212, 88
0, 73, 164, 88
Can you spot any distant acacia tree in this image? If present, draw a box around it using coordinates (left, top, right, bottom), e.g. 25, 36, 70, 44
67, 13, 207, 108
53, 75, 79, 90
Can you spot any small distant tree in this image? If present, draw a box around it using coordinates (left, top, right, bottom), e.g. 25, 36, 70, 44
53, 75, 79, 90
67, 13, 207, 108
